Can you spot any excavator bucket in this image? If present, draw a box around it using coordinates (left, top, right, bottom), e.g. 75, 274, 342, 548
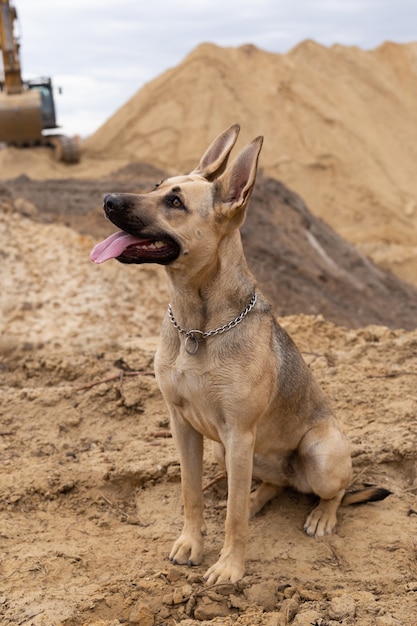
0, 89, 43, 143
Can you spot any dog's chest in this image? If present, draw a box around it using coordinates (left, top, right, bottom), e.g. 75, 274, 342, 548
157, 352, 224, 439
161, 354, 208, 406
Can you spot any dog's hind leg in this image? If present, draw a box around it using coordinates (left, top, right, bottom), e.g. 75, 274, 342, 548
169, 412, 206, 566
304, 489, 346, 537
249, 482, 283, 518
294, 419, 352, 537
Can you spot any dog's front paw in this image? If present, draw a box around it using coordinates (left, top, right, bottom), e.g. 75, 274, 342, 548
169, 530, 204, 566
304, 505, 337, 537
204, 554, 245, 585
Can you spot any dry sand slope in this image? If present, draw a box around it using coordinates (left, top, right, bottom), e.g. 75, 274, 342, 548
0, 170, 417, 625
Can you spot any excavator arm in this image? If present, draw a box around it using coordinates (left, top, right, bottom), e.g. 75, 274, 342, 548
0, 0, 23, 94
0, 0, 43, 142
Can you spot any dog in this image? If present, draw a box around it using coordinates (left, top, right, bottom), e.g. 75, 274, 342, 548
90, 123, 390, 584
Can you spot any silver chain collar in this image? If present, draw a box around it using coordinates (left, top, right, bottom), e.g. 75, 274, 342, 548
167, 293, 258, 355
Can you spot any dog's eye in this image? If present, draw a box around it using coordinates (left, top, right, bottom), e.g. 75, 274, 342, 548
166, 195, 185, 210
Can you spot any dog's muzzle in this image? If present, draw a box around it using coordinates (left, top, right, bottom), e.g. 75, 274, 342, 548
90, 194, 181, 265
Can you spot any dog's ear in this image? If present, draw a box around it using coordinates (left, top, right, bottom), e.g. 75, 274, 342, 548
191, 124, 240, 180
215, 136, 263, 229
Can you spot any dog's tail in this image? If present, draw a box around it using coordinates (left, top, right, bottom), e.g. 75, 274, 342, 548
341, 486, 391, 507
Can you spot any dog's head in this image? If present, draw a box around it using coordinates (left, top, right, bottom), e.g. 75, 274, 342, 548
90, 124, 263, 267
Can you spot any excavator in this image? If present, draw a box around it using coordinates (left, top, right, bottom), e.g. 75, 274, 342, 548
0, 0, 80, 163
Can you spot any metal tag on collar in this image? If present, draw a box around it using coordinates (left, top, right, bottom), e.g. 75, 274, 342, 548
184, 331, 204, 355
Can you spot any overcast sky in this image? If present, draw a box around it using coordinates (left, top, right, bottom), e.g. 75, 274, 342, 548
6, 0, 417, 138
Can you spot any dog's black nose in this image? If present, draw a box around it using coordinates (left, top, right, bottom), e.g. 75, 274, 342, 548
103, 193, 122, 212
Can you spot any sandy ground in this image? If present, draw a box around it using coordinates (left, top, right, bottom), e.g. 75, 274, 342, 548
1, 168, 417, 626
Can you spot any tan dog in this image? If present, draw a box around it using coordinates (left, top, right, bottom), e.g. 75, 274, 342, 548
91, 124, 390, 584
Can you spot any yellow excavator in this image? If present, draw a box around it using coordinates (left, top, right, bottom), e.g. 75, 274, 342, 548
0, 0, 80, 163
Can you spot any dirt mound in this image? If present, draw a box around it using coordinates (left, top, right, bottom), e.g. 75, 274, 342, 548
2, 169, 417, 331
83, 41, 417, 284
244, 175, 417, 329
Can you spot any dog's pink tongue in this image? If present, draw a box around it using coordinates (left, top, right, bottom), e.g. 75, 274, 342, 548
90, 231, 140, 264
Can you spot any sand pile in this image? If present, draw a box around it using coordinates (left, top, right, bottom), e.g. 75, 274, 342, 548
83, 40, 417, 284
